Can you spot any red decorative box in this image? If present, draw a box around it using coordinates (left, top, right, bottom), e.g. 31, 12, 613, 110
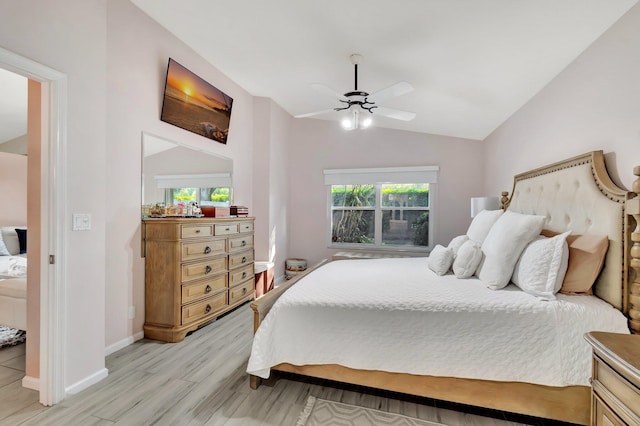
201, 206, 231, 217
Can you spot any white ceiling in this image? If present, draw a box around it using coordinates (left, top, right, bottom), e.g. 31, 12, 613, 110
1, 1, 637, 143
0, 68, 27, 144
131, 0, 637, 140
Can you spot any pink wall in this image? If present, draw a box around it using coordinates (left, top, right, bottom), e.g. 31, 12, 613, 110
106, 0, 256, 349
287, 119, 485, 266
484, 3, 640, 195
0, 0, 108, 389
0, 152, 27, 226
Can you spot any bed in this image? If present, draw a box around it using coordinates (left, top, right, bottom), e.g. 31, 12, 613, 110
0, 226, 27, 331
247, 151, 640, 425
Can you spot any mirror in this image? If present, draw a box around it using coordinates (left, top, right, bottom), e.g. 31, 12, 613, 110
141, 132, 233, 212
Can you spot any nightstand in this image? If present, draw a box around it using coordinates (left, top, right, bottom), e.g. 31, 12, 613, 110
584, 332, 640, 426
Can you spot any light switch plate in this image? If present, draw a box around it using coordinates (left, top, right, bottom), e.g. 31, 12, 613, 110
72, 213, 91, 231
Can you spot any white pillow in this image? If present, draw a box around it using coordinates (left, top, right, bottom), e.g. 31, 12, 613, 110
466, 209, 503, 244
478, 211, 546, 290
428, 245, 454, 276
0, 227, 20, 255
447, 235, 468, 258
452, 240, 483, 278
512, 231, 570, 300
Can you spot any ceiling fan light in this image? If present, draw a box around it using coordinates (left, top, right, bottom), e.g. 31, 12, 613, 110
361, 117, 372, 128
341, 118, 353, 129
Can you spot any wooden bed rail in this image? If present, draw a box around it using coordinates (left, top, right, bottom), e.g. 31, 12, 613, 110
250, 259, 328, 333
628, 165, 640, 333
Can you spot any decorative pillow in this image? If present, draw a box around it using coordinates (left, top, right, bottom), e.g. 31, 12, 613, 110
512, 231, 570, 300
0, 227, 21, 256
447, 235, 468, 258
428, 244, 454, 276
452, 240, 483, 278
0, 233, 9, 256
15, 228, 27, 254
478, 211, 546, 290
541, 229, 609, 294
466, 209, 503, 244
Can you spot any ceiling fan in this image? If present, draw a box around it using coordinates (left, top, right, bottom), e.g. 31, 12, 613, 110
295, 54, 416, 130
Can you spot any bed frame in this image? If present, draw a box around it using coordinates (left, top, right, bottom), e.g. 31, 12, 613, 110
250, 151, 640, 425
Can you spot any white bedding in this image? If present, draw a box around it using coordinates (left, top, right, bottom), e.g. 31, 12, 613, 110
0, 254, 27, 278
247, 257, 630, 386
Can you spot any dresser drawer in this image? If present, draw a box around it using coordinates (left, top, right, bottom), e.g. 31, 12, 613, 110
181, 257, 227, 283
229, 249, 254, 270
181, 239, 226, 262
593, 393, 625, 426
229, 235, 253, 252
181, 224, 213, 239
593, 356, 640, 420
214, 223, 239, 236
239, 221, 254, 233
181, 292, 227, 325
181, 275, 227, 305
229, 264, 254, 287
229, 278, 255, 305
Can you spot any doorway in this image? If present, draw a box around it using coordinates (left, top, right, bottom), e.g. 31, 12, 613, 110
0, 46, 66, 406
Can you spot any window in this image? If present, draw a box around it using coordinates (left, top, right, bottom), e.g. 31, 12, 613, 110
155, 173, 232, 207
325, 167, 438, 250
167, 187, 231, 206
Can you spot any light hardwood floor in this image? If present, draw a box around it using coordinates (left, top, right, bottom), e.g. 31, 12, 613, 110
0, 306, 576, 425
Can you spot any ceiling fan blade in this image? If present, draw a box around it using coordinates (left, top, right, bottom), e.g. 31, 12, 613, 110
310, 83, 347, 101
367, 81, 413, 104
373, 106, 416, 121
294, 108, 337, 119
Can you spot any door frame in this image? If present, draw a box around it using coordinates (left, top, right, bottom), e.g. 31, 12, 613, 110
0, 46, 67, 405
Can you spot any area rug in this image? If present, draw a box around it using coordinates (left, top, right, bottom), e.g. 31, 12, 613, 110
0, 326, 26, 349
297, 396, 445, 426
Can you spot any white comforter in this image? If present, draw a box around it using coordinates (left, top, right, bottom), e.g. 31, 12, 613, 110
247, 257, 630, 387
0, 255, 27, 278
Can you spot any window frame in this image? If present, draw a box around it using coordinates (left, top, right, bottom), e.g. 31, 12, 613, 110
324, 166, 438, 252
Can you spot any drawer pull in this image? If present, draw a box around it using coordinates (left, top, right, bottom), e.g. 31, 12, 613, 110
242, 271, 247, 278
241, 240, 247, 247
205, 304, 211, 313
205, 265, 212, 274
242, 256, 247, 263
205, 285, 212, 293
195, 229, 201, 234
225, 227, 230, 231
242, 287, 247, 295
204, 246, 211, 254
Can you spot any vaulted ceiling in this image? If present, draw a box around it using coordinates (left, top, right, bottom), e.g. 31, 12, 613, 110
131, 0, 637, 140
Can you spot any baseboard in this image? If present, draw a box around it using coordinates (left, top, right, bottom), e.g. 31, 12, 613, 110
105, 331, 144, 356
65, 368, 108, 395
22, 375, 39, 391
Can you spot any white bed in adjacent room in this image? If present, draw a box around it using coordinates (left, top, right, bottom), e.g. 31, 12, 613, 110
0, 227, 27, 331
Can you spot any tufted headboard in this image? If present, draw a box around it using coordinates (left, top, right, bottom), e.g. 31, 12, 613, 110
504, 151, 636, 318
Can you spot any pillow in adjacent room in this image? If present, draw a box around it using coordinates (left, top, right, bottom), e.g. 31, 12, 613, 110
0, 227, 21, 256
447, 235, 468, 258
0, 233, 9, 256
428, 244, 454, 276
452, 240, 483, 278
478, 211, 546, 290
512, 231, 570, 300
541, 229, 609, 294
466, 209, 503, 244
15, 228, 27, 254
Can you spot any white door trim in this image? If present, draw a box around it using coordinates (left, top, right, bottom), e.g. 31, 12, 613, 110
0, 46, 67, 406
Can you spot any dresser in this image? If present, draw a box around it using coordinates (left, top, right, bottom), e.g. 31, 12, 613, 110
142, 217, 255, 342
585, 331, 640, 426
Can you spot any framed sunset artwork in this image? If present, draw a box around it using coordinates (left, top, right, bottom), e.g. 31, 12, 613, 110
161, 58, 234, 144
